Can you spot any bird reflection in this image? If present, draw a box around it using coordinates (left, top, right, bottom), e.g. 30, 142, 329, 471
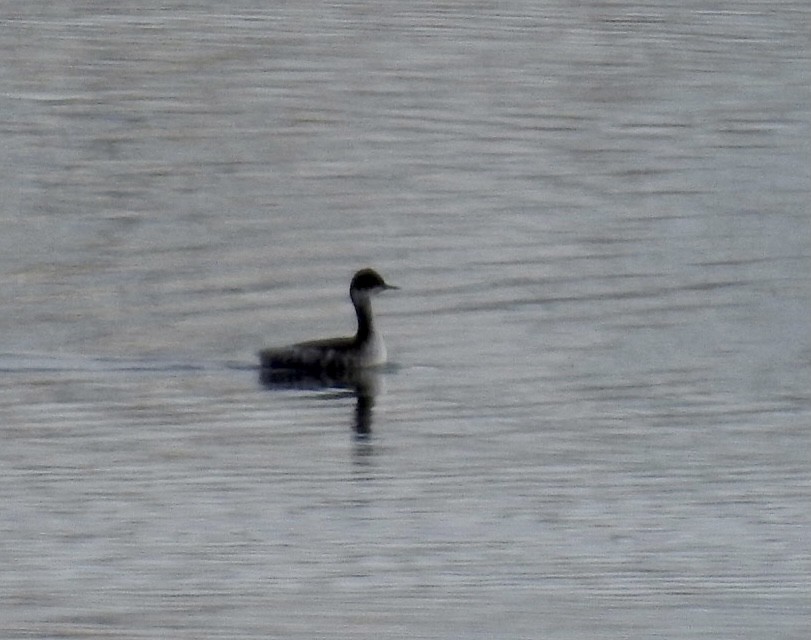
259, 367, 378, 439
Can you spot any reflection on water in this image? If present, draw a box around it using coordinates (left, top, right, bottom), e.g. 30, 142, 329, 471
259, 367, 379, 439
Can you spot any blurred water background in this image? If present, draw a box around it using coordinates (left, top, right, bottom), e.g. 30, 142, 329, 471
1, 1, 809, 638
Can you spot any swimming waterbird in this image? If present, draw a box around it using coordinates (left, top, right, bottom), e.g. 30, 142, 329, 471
259, 268, 397, 375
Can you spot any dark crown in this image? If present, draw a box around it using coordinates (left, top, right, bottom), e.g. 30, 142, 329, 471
351, 268, 390, 291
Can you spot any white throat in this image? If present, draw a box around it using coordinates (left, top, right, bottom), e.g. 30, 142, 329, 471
359, 329, 386, 366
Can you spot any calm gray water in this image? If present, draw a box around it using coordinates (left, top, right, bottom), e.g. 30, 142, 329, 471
1, 2, 809, 638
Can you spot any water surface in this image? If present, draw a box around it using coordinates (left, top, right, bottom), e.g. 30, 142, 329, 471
1, 2, 809, 638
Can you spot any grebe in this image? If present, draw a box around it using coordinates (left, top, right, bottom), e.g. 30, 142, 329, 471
259, 268, 397, 374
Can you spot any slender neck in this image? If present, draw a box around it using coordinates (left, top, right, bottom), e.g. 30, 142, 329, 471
351, 291, 374, 344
